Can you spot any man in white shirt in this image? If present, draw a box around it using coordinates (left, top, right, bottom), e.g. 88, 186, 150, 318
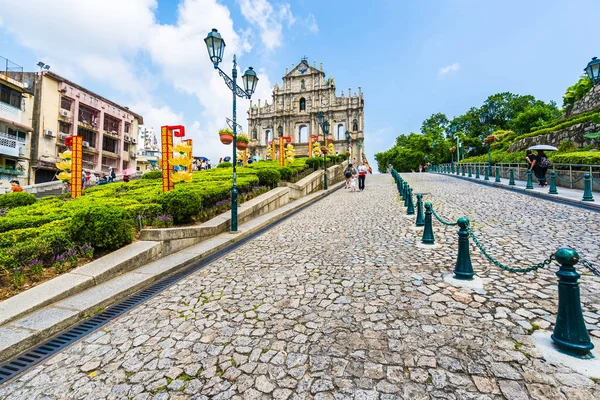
357, 162, 368, 191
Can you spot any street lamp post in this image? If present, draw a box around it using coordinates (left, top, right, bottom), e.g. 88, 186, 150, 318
205, 28, 258, 232
345, 130, 351, 157
317, 112, 330, 190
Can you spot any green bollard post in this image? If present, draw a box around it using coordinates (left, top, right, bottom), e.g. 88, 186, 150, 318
451, 163, 455, 174
582, 174, 594, 202
403, 184, 410, 206
475, 166, 480, 179
453, 217, 474, 280
456, 164, 460, 176
495, 166, 501, 183
468, 165, 472, 178
484, 166, 489, 181
526, 170, 534, 189
548, 171, 558, 195
406, 188, 415, 215
461, 164, 466, 176
551, 248, 594, 357
509, 168, 515, 186
415, 194, 424, 226
421, 203, 435, 245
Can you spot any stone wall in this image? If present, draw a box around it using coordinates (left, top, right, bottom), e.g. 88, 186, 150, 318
567, 84, 600, 117
508, 121, 600, 152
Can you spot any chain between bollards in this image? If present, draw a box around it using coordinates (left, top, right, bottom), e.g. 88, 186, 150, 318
431, 207, 458, 226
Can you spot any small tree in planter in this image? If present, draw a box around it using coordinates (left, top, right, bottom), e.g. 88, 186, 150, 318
219, 128, 234, 145
236, 133, 249, 150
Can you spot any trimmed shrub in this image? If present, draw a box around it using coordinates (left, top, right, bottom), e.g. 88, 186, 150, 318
69, 204, 133, 251
217, 162, 233, 168
0, 192, 37, 208
550, 151, 600, 165
304, 157, 323, 170
141, 170, 162, 179
256, 169, 281, 188
278, 167, 293, 181
156, 188, 202, 224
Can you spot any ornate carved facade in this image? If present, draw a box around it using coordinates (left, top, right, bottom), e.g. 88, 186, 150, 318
247, 59, 365, 162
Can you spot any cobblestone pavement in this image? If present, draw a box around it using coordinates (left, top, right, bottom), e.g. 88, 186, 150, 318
1, 173, 600, 400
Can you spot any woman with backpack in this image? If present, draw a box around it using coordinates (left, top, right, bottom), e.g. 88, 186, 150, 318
530, 150, 550, 187
344, 164, 357, 189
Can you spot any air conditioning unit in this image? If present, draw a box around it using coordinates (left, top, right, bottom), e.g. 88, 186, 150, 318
82, 141, 90, 147
44, 129, 56, 138
60, 110, 71, 117
59, 133, 69, 140
131, 138, 137, 144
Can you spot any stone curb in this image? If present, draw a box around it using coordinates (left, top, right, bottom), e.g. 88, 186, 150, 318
435, 173, 600, 212
0, 181, 345, 364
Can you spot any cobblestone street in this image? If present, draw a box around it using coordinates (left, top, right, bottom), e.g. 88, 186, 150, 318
1, 173, 600, 400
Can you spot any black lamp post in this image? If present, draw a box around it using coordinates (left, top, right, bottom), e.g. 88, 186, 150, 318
317, 112, 330, 190
204, 28, 258, 232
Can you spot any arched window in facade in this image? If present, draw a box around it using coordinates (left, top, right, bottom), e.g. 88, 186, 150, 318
278, 126, 283, 137
299, 98, 306, 112
299, 125, 308, 142
352, 119, 359, 131
265, 130, 272, 145
337, 124, 344, 140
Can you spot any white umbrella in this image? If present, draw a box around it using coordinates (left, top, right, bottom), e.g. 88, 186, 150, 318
527, 145, 558, 151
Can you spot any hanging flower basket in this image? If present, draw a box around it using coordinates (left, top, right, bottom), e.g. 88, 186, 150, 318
219, 128, 234, 145
321, 146, 328, 154
236, 133, 249, 150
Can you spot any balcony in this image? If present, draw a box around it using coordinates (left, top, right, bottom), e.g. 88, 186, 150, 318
103, 130, 120, 139
0, 132, 24, 157
102, 150, 119, 159
78, 120, 98, 131
0, 102, 21, 123
0, 166, 24, 175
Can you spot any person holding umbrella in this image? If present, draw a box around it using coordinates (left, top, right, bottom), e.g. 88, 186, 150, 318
528, 145, 555, 187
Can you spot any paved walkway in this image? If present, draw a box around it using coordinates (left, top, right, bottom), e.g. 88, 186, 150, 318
435, 169, 600, 209
1, 174, 599, 399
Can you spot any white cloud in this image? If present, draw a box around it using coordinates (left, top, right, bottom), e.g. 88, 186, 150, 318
438, 62, 460, 77
305, 14, 319, 33
237, 0, 295, 50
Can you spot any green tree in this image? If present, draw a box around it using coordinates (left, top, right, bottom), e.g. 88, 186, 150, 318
563, 75, 593, 107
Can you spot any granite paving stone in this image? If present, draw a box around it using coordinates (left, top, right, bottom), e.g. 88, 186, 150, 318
0, 173, 599, 399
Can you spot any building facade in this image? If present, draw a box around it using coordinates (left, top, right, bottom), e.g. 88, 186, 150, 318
247, 58, 365, 162
136, 125, 159, 172
0, 57, 34, 191
21, 71, 143, 184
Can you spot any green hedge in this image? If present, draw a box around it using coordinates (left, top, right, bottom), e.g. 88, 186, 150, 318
156, 188, 203, 224
549, 151, 600, 165
69, 204, 133, 251
217, 162, 232, 168
0, 192, 37, 209
256, 169, 281, 188
141, 170, 162, 179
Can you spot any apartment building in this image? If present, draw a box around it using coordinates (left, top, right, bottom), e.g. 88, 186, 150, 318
0, 57, 34, 190
136, 125, 160, 172
22, 71, 144, 183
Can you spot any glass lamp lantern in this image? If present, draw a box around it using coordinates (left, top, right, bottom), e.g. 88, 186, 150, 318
242, 67, 258, 96
585, 57, 600, 85
204, 28, 225, 68
479, 113, 488, 124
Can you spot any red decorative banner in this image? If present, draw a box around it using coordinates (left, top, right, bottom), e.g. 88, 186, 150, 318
69, 135, 83, 199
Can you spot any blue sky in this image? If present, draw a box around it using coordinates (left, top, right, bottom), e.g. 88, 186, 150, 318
0, 0, 597, 165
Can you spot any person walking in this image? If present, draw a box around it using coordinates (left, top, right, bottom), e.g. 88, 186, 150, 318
357, 162, 368, 191
344, 163, 357, 189
419, 164, 423, 173
530, 150, 550, 187
525, 150, 535, 169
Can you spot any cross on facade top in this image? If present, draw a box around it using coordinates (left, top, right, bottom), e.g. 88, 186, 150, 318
301, 56, 308, 62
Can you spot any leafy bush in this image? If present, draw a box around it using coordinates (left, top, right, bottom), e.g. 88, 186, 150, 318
558, 140, 574, 152
549, 151, 600, 165
236, 133, 249, 143
0, 192, 37, 208
141, 170, 162, 179
69, 204, 133, 251
304, 158, 323, 170
338, 153, 348, 161
256, 169, 281, 188
278, 167, 293, 181
563, 76, 594, 107
219, 128, 233, 136
156, 188, 202, 224
217, 162, 233, 168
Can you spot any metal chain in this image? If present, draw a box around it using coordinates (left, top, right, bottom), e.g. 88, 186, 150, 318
468, 229, 555, 273
431, 208, 458, 226
580, 259, 600, 276
554, 174, 585, 184
591, 176, 600, 185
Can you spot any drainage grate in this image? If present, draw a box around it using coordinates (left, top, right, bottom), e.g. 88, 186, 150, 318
0, 185, 342, 385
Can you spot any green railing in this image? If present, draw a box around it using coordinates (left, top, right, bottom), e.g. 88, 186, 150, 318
390, 168, 599, 358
